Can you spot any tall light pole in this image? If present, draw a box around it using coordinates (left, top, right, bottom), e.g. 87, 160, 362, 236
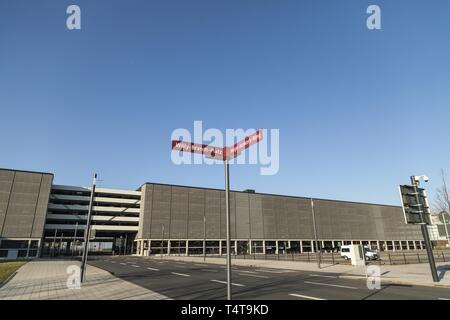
203, 215, 206, 262
310, 198, 321, 269
81, 173, 97, 283
440, 211, 450, 247
224, 159, 232, 300
411, 175, 439, 282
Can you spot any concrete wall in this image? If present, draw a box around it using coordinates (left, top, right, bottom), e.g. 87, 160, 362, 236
0, 169, 53, 238
137, 183, 422, 241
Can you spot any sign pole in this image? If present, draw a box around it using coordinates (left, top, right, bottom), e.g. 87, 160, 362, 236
172, 129, 263, 301
410, 176, 439, 282
224, 158, 232, 300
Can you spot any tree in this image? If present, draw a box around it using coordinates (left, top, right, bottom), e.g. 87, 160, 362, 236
433, 169, 450, 223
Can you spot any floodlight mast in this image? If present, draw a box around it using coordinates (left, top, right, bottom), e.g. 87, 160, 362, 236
410, 175, 439, 282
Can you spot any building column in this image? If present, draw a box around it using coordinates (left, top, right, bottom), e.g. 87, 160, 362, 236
186, 240, 189, 256
311, 240, 315, 253
299, 240, 303, 253
262, 240, 266, 254
249, 240, 252, 255
167, 240, 171, 255
275, 241, 279, 254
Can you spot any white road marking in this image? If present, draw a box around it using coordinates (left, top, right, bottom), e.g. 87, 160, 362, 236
309, 274, 337, 279
120, 263, 126, 265
210, 280, 245, 287
236, 270, 259, 274
238, 273, 269, 279
147, 267, 160, 271
110, 261, 116, 264
289, 293, 325, 300
438, 298, 450, 300
256, 269, 291, 274
194, 264, 208, 267
171, 272, 190, 277
131, 265, 140, 268
304, 281, 358, 290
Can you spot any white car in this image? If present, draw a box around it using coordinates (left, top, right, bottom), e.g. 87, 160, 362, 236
340, 245, 379, 261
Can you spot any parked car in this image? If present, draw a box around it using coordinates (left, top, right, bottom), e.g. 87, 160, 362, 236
340, 245, 378, 261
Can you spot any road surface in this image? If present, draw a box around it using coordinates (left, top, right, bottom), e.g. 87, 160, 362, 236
89, 256, 450, 300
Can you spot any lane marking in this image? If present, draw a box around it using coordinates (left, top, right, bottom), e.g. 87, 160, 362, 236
120, 263, 127, 265
438, 298, 450, 300
210, 280, 245, 287
110, 261, 116, 264
238, 273, 269, 279
289, 293, 325, 301
304, 281, 358, 290
131, 265, 140, 268
236, 270, 259, 274
255, 269, 289, 274
147, 267, 160, 271
309, 274, 337, 279
171, 272, 190, 277
194, 264, 208, 267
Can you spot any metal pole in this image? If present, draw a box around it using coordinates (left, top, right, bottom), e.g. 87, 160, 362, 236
310, 198, 321, 269
59, 233, 64, 256
81, 173, 97, 283
411, 176, 439, 282
224, 159, 232, 300
203, 215, 206, 262
52, 229, 57, 257
161, 225, 165, 259
73, 222, 78, 256
442, 212, 450, 247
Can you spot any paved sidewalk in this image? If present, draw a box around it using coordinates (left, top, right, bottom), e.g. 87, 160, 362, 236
0, 260, 169, 300
160, 255, 450, 288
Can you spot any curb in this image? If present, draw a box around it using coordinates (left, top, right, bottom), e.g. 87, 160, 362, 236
0, 271, 18, 289
339, 274, 450, 289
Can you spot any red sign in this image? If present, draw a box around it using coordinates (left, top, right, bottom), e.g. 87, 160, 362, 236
172, 129, 263, 161
224, 129, 263, 159
172, 140, 225, 160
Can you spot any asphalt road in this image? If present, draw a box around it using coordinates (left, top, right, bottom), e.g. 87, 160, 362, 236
89, 256, 450, 300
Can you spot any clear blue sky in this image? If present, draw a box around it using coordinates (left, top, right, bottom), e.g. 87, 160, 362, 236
1, 0, 449, 206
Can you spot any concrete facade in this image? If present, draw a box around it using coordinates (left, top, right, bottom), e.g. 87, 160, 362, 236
0, 169, 53, 258
0, 168, 427, 259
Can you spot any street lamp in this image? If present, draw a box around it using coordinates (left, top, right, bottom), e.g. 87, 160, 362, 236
410, 175, 439, 282
440, 211, 450, 247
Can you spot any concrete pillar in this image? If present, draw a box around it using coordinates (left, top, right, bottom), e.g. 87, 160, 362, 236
311, 240, 315, 253
186, 240, 189, 256
249, 240, 252, 254
275, 241, 279, 254
262, 240, 266, 254
167, 240, 171, 255
299, 240, 303, 253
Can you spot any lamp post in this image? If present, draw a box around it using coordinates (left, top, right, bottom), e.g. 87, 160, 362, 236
203, 215, 206, 262
81, 173, 97, 283
310, 198, 321, 269
411, 175, 439, 282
